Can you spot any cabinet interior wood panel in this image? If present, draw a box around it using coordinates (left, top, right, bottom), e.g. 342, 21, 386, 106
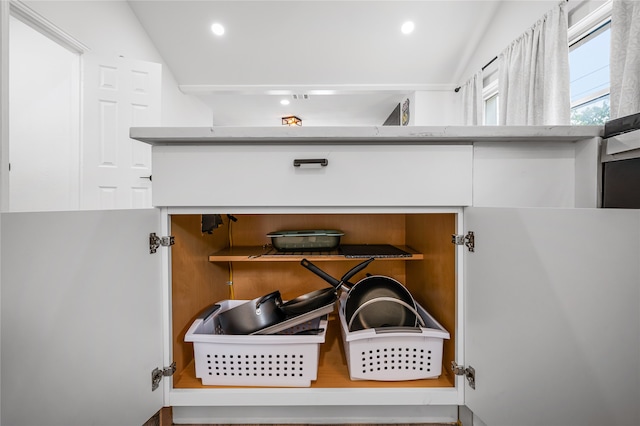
405, 214, 457, 374
171, 213, 456, 390
171, 214, 230, 375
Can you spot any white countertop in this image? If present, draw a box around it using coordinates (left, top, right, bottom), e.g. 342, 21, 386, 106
130, 125, 603, 145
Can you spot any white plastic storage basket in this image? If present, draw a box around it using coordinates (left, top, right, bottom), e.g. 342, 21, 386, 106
185, 300, 328, 387
339, 294, 450, 381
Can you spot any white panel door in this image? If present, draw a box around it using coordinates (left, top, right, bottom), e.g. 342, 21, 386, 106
464, 207, 640, 426
1, 209, 164, 426
82, 54, 161, 210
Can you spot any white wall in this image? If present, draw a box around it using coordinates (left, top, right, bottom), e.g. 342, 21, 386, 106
411, 90, 461, 125
9, 16, 79, 211
24, 0, 212, 126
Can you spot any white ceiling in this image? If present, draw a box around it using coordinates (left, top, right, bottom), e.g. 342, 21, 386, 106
128, 1, 501, 126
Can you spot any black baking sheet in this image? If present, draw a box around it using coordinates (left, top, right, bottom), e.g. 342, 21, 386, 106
338, 244, 413, 258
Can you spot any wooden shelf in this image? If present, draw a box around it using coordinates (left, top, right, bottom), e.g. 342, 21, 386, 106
174, 313, 454, 390
208, 246, 424, 262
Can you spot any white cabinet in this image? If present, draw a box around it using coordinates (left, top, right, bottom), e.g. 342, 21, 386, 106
464, 207, 640, 426
151, 144, 473, 207
133, 125, 602, 209
2, 126, 638, 426
1, 209, 165, 426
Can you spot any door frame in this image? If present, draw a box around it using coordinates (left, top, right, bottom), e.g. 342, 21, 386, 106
1, 0, 89, 212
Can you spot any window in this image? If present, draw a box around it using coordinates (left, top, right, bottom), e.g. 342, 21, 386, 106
569, 15, 611, 125
483, 73, 499, 125
476, 1, 612, 126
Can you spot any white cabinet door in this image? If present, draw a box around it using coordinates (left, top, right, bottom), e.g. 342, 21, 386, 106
464, 207, 640, 426
1, 209, 164, 426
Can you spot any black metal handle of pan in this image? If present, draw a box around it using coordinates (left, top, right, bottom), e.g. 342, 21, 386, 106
300, 258, 341, 288
293, 158, 328, 167
198, 304, 221, 321
300, 257, 374, 291
254, 290, 282, 311
340, 258, 375, 285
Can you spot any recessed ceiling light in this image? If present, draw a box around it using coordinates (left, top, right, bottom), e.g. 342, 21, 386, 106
280, 99, 290, 106
401, 21, 415, 34
210, 23, 225, 36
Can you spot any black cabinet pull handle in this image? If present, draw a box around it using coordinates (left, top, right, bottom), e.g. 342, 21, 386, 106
293, 159, 328, 167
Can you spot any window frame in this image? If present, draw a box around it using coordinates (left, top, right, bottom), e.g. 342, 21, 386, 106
482, 76, 499, 125
567, 1, 612, 113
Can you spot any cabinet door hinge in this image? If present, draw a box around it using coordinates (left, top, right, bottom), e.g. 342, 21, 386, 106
149, 232, 175, 254
451, 361, 476, 389
151, 362, 176, 391
451, 231, 475, 252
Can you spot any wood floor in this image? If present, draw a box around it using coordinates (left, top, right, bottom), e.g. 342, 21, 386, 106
143, 407, 458, 426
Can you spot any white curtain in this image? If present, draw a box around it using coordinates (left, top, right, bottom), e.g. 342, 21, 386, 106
460, 71, 483, 125
610, 0, 640, 119
498, 2, 570, 125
